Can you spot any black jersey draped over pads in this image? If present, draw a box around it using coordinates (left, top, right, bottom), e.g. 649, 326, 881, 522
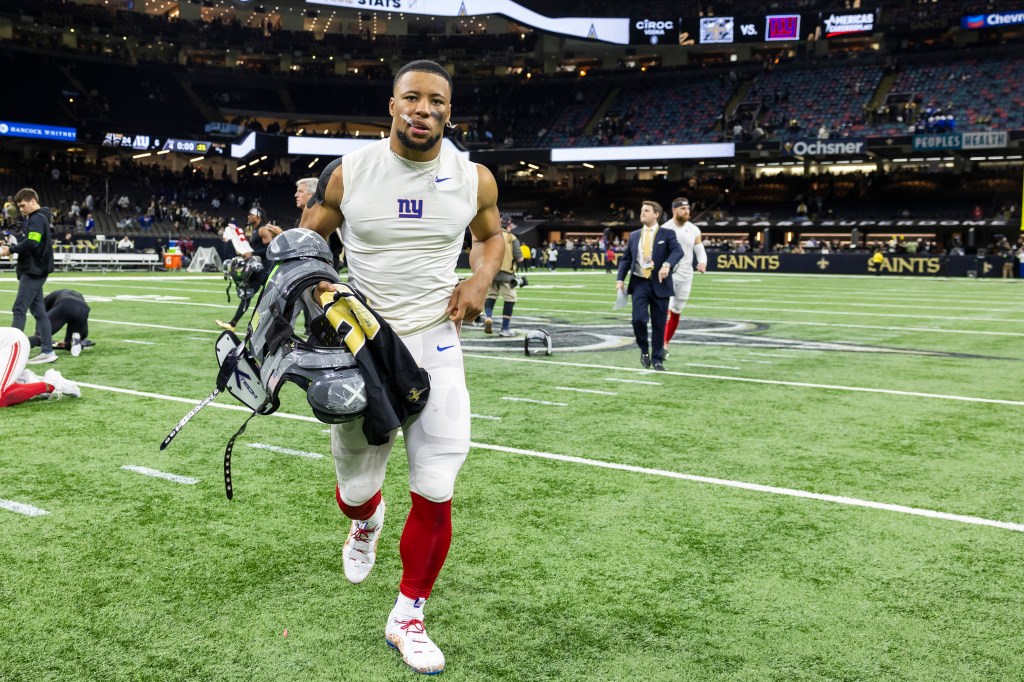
319, 283, 431, 446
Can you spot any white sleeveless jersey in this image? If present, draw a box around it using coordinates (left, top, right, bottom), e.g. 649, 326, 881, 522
662, 218, 701, 274
223, 223, 252, 256
341, 138, 479, 336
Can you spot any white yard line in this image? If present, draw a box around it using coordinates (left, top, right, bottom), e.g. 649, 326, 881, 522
120, 465, 198, 485
523, 291, 1024, 314
44, 275, 223, 282
511, 298, 1024, 324
76, 383, 321, 421
686, 362, 741, 370
509, 307, 1024, 336
736, 359, 774, 364
122, 340, 156, 345
248, 443, 325, 459
605, 377, 662, 385
466, 354, 1024, 406
68, 380, 1024, 533
42, 281, 226, 294
0, 498, 49, 517
470, 442, 1024, 533
0, 311, 219, 335
730, 318, 1024, 338
748, 352, 791, 358
554, 386, 619, 396
0, 289, 231, 309
686, 303, 1024, 324
471, 413, 502, 420
501, 396, 568, 406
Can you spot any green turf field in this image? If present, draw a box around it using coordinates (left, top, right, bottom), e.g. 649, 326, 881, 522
1, 269, 1023, 681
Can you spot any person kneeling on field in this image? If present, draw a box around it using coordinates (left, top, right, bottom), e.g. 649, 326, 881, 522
28, 289, 91, 357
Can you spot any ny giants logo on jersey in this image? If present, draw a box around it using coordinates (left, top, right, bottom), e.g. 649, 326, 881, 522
397, 198, 424, 219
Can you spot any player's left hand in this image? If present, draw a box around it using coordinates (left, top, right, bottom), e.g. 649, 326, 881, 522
696, 262, 707, 274
446, 275, 488, 323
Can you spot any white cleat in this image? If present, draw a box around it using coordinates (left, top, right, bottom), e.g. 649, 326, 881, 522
16, 368, 43, 385
43, 369, 81, 399
26, 351, 58, 364
342, 500, 384, 584
386, 610, 445, 675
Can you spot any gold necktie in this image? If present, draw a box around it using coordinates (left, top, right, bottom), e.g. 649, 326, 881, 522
641, 227, 654, 278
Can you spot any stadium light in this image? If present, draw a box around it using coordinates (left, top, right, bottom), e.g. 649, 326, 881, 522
157, 149, 170, 155
190, 156, 204, 163
307, 157, 319, 168
133, 152, 151, 159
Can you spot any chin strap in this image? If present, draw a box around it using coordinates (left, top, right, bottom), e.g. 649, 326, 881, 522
222, 404, 267, 500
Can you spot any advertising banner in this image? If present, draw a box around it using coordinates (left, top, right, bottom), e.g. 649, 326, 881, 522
532, 251, 1005, 277
962, 131, 1008, 149
820, 10, 877, 38
308, 0, 630, 44
630, 16, 677, 45
783, 139, 867, 156
912, 133, 962, 151
912, 131, 1009, 150
0, 120, 77, 142
961, 11, 1024, 29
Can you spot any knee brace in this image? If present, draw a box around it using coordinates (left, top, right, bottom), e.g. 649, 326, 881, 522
407, 443, 468, 503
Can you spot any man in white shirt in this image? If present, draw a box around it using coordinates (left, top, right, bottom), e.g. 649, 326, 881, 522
662, 197, 707, 349
300, 59, 503, 675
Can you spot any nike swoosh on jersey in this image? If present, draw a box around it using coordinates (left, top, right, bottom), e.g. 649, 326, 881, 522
436, 344, 455, 351
434, 177, 451, 183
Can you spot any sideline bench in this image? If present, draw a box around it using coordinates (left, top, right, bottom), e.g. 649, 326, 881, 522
53, 252, 162, 271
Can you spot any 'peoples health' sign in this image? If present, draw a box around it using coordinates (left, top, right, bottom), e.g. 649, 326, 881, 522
913, 131, 1008, 150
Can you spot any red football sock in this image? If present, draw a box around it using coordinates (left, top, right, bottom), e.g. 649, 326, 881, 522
665, 311, 681, 344
0, 382, 51, 408
399, 492, 452, 600
335, 486, 382, 521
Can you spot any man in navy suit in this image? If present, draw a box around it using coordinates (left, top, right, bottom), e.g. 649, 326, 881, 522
616, 201, 683, 371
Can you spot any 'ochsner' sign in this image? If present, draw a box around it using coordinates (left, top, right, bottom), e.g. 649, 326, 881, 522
785, 139, 865, 156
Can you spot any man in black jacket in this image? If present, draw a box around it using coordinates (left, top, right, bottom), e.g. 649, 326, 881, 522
616, 200, 683, 371
0, 188, 56, 364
